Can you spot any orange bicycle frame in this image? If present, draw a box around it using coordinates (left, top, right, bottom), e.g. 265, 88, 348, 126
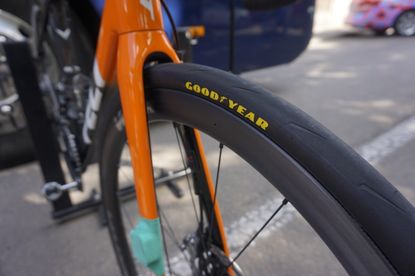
92, 0, 230, 262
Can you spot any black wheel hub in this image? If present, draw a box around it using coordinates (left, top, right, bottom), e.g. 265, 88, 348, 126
181, 231, 244, 276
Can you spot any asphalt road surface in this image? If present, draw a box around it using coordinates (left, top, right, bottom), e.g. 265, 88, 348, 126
1, 31, 414, 276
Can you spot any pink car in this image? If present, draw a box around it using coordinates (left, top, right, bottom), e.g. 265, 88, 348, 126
346, 0, 415, 36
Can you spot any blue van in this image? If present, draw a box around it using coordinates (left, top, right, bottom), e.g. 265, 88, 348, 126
90, 0, 315, 73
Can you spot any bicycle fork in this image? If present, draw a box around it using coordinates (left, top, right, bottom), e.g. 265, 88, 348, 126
93, 1, 230, 274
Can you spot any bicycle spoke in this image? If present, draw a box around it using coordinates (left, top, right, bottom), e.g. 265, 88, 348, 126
119, 167, 134, 187
120, 198, 135, 230
220, 198, 289, 276
207, 142, 224, 247
158, 205, 173, 276
118, 166, 135, 229
173, 123, 200, 224
159, 208, 192, 266
118, 147, 135, 193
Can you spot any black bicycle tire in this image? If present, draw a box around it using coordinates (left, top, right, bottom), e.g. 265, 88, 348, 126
100, 63, 415, 275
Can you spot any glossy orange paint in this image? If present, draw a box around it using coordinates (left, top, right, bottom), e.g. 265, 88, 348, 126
117, 30, 179, 219
96, 0, 175, 220
95, 0, 166, 83
95, 0, 230, 260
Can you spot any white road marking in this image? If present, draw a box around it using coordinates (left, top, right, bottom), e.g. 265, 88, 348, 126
225, 199, 296, 252
357, 115, 415, 165
221, 116, 415, 259
166, 115, 415, 274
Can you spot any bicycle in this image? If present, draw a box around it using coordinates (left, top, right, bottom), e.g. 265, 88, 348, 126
3, 0, 415, 275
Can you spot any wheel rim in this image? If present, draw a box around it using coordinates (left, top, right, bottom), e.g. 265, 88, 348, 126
114, 121, 265, 276
396, 11, 415, 36
114, 122, 336, 276
103, 101, 369, 275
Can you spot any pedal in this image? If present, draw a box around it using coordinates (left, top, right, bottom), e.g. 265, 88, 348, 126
42, 181, 80, 201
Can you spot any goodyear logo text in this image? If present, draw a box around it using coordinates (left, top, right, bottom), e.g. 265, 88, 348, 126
185, 81, 269, 131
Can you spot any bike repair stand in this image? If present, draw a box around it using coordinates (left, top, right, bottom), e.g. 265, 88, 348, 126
3, 41, 193, 222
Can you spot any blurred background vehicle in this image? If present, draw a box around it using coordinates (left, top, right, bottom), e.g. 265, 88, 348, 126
0, 0, 315, 169
346, 0, 415, 36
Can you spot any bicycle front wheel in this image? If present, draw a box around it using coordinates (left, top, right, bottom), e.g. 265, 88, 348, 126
100, 63, 415, 275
